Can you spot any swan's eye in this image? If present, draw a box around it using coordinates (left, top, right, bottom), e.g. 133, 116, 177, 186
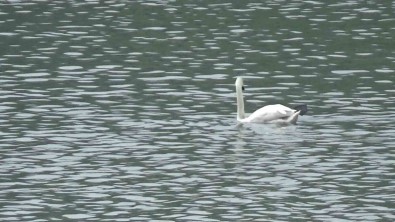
242, 86, 245, 91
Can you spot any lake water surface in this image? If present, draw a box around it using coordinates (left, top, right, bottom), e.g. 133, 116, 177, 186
0, 1, 394, 221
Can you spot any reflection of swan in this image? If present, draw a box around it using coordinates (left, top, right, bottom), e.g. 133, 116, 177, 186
235, 77, 307, 124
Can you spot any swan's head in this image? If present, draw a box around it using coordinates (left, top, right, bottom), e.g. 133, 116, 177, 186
235, 77, 245, 91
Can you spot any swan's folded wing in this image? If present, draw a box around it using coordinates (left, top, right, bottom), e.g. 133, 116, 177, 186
247, 104, 295, 123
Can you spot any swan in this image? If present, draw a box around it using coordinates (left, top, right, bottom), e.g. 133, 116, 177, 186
235, 77, 307, 124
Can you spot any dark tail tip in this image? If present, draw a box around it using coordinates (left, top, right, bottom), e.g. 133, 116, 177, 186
294, 104, 308, 116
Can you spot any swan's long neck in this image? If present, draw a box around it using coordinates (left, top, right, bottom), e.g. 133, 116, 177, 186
236, 84, 245, 121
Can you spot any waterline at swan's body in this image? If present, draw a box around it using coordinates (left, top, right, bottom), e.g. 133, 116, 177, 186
235, 77, 307, 124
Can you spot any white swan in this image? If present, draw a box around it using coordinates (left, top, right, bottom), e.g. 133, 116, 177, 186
235, 77, 307, 124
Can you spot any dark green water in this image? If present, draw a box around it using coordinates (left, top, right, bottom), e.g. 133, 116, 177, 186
1, 1, 394, 221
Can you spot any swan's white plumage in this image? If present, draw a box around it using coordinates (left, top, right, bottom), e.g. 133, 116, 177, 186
235, 77, 301, 124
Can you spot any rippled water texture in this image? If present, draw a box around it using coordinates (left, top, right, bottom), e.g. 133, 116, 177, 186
1, 1, 394, 221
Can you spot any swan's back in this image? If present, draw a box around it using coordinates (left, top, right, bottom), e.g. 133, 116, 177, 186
244, 104, 296, 123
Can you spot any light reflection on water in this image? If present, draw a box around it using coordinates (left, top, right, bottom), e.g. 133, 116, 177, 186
1, 0, 395, 221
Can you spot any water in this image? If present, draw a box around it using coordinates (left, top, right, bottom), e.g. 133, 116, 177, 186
1, 1, 394, 221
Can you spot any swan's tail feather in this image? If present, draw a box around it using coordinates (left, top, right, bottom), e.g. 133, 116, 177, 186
286, 111, 300, 124
294, 104, 308, 116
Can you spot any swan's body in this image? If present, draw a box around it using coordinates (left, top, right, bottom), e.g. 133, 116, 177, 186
235, 77, 307, 124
